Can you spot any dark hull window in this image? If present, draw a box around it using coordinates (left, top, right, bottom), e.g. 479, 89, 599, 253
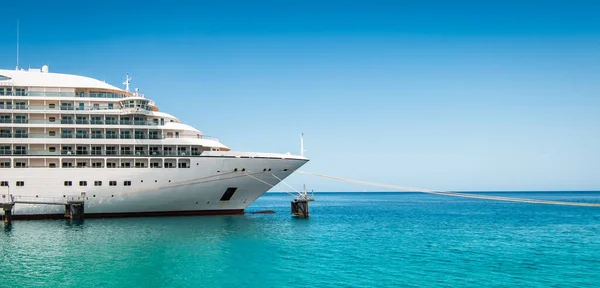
220, 187, 237, 201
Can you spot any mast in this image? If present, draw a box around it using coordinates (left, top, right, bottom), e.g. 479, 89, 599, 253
16, 19, 19, 70
300, 133, 304, 157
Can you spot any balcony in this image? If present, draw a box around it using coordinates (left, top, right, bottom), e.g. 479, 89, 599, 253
0, 149, 206, 157
0, 133, 219, 142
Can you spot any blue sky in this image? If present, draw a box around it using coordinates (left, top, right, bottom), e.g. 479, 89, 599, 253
0, 0, 599, 191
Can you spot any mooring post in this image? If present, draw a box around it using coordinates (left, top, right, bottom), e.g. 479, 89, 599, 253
290, 184, 315, 218
2, 203, 14, 225
291, 199, 310, 218
65, 201, 85, 220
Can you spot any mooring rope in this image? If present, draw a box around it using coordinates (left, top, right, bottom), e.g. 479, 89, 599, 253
271, 174, 301, 194
242, 172, 297, 197
293, 170, 600, 207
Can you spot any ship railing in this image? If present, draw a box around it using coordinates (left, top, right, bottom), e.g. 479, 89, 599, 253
0, 105, 156, 112
1, 133, 219, 141
1, 119, 163, 126
7, 195, 71, 205
7, 150, 205, 156
1, 194, 15, 204
19, 92, 126, 98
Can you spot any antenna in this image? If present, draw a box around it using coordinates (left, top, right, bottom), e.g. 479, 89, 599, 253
16, 18, 19, 70
300, 133, 305, 157
123, 73, 132, 92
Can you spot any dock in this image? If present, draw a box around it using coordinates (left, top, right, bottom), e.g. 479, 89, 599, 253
1, 194, 87, 225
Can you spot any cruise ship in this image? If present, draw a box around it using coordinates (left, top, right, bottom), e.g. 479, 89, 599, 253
0, 66, 308, 219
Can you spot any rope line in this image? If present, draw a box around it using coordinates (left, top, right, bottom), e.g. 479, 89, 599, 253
294, 170, 600, 207
271, 174, 301, 194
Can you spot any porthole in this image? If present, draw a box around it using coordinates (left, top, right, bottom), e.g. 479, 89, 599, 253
242, 168, 246, 172
234, 168, 238, 172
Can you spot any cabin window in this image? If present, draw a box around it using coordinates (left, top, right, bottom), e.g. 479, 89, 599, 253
79, 181, 87, 186
15, 162, 26, 168
124, 181, 131, 186
64, 181, 72, 186
109, 181, 117, 186
49, 147, 56, 152
94, 181, 102, 186
16, 181, 24, 187
49, 104, 55, 109
0, 181, 8, 186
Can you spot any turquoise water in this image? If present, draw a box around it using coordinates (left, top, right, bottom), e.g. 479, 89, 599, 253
1, 192, 600, 287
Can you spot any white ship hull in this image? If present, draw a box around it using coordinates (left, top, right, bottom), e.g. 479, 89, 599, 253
1, 155, 308, 219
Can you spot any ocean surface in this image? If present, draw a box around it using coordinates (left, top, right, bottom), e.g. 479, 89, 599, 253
1, 192, 600, 288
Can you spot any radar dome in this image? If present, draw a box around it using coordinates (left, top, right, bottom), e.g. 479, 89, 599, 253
41, 65, 49, 73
